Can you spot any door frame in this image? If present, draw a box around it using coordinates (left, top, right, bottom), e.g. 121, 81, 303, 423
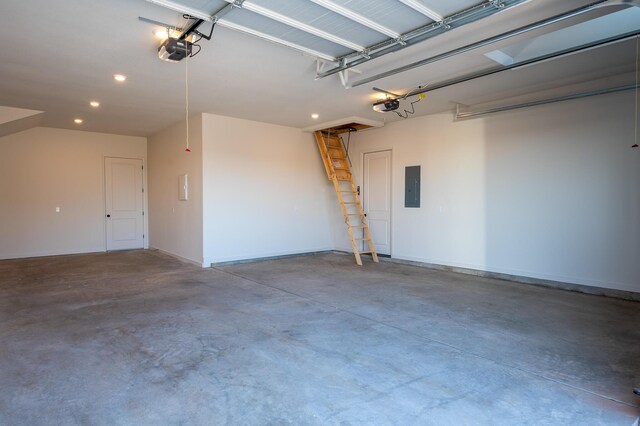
361, 149, 392, 257
103, 156, 146, 251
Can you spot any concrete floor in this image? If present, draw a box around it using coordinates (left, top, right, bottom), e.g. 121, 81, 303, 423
0, 250, 638, 425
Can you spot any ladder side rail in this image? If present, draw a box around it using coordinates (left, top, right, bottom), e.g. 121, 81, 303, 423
350, 180, 379, 262
332, 175, 363, 266
314, 131, 333, 180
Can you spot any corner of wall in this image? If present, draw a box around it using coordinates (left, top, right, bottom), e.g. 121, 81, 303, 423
147, 116, 204, 265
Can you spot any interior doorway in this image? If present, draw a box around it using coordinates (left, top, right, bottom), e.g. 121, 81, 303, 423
104, 157, 144, 251
362, 150, 391, 256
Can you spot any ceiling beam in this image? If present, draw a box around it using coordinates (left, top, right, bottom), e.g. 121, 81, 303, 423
233, 1, 365, 51
309, 0, 401, 38
397, 0, 443, 22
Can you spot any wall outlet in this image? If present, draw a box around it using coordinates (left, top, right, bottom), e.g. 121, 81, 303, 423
55, 207, 60, 213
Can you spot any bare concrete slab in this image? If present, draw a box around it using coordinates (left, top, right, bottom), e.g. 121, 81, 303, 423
1, 250, 638, 425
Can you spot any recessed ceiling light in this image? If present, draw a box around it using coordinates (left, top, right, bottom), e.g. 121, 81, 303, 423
89, 101, 100, 107
311, 114, 319, 119
113, 74, 126, 82
74, 118, 83, 124
154, 28, 169, 40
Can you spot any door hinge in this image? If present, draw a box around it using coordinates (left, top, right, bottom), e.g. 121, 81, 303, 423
142, 188, 145, 193
142, 165, 144, 170
142, 211, 145, 216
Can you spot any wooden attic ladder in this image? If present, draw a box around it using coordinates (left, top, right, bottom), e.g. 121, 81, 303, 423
314, 129, 378, 266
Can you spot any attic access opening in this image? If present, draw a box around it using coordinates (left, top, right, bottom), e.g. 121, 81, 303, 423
302, 116, 383, 135
303, 116, 383, 173
322, 122, 374, 135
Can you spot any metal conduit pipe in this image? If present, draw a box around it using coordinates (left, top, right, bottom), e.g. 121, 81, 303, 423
454, 84, 637, 119
348, 0, 639, 87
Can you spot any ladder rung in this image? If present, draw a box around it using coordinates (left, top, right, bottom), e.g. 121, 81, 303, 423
334, 167, 350, 170
350, 225, 366, 228
339, 190, 356, 193
358, 251, 373, 254
354, 238, 370, 241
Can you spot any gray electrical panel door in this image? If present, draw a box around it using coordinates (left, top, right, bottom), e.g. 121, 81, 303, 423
405, 166, 421, 208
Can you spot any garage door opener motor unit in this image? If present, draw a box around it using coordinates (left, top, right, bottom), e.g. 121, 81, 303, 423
158, 38, 193, 62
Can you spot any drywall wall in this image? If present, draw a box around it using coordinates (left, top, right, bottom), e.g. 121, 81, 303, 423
147, 115, 204, 266
201, 113, 338, 264
349, 91, 640, 293
147, 116, 204, 266
0, 127, 147, 259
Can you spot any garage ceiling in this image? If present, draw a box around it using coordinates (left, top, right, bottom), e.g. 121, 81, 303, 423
0, 0, 637, 136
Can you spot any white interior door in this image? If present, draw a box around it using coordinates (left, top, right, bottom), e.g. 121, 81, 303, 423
363, 150, 391, 256
105, 157, 144, 251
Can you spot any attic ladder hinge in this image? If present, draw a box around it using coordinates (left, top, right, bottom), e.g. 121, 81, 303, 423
313, 130, 378, 266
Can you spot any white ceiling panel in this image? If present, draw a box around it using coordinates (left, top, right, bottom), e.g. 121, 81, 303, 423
320, 0, 433, 35
305, 12, 389, 47
247, 0, 387, 47
223, 9, 354, 57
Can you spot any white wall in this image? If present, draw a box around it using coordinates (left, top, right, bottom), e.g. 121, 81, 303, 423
147, 115, 204, 266
201, 113, 338, 264
0, 127, 147, 259
350, 92, 640, 293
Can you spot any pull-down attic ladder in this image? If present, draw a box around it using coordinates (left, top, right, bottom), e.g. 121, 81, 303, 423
314, 129, 378, 266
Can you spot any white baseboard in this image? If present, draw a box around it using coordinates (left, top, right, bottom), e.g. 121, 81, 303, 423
0, 247, 106, 261
384, 256, 640, 302
391, 253, 638, 294
149, 247, 204, 267
210, 247, 335, 266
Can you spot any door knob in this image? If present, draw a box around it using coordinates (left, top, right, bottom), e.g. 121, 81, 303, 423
106, 214, 111, 218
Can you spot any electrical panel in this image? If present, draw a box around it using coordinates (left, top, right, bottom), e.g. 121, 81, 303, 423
405, 166, 420, 208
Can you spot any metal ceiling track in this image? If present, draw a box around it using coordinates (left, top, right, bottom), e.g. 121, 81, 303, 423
144, 0, 236, 39
315, 0, 529, 79
455, 84, 637, 119
391, 30, 640, 101
350, 0, 640, 87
